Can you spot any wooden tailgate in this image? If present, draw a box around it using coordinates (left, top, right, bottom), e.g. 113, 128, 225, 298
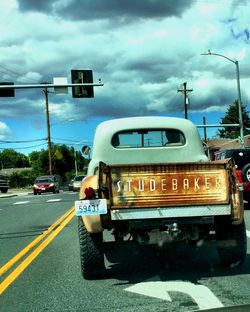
99, 161, 231, 209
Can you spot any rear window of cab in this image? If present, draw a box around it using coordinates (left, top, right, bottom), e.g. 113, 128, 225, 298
111, 129, 186, 148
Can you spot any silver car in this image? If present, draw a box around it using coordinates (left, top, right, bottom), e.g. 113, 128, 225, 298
72, 175, 85, 192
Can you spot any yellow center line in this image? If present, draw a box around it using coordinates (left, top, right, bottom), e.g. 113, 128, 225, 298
0, 208, 75, 295
0, 207, 74, 277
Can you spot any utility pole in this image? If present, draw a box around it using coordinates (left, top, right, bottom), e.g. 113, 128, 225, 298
43, 87, 52, 175
177, 82, 193, 119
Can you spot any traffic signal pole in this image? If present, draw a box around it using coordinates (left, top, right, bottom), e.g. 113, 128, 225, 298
0, 82, 103, 90
0, 78, 103, 175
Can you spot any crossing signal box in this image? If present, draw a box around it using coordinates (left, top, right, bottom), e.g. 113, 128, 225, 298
0, 82, 15, 97
71, 69, 94, 98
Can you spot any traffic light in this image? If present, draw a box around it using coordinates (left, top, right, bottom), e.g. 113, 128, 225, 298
71, 70, 94, 98
0, 82, 15, 97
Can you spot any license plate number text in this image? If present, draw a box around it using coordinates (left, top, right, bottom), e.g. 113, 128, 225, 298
75, 199, 107, 216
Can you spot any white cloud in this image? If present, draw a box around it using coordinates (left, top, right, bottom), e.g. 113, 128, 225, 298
0, 122, 11, 139
1, 0, 250, 146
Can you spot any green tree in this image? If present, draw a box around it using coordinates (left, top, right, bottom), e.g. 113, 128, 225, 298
0, 149, 30, 168
74, 149, 89, 173
29, 149, 49, 176
52, 144, 75, 177
28, 144, 89, 181
218, 101, 250, 139
9, 170, 37, 188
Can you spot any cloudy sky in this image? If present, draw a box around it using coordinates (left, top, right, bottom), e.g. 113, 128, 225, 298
0, 0, 250, 154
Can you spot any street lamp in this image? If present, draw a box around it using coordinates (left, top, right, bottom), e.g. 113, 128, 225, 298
201, 50, 244, 147
43, 86, 53, 175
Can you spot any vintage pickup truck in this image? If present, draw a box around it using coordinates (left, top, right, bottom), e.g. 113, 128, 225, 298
75, 116, 247, 279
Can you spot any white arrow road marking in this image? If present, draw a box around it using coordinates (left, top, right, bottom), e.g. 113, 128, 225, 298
126, 281, 172, 301
13, 201, 30, 205
125, 281, 223, 310
46, 199, 61, 203
246, 230, 250, 238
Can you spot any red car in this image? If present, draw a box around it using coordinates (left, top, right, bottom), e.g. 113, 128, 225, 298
215, 148, 250, 206
33, 175, 60, 195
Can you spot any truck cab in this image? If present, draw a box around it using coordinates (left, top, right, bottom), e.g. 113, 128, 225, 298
87, 116, 208, 175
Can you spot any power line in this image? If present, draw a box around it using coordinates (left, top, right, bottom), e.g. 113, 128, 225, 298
195, 0, 250, 7
0, 143, 47, 150
51, 137, 85, 143
0, 64, 41, 84
0, 64, 23, 78
0, 138, 46, 144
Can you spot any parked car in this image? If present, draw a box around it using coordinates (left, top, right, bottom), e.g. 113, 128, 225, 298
33, 175, 60, 195
68, 179, 74, 191
71, 175, 85, 192
215, 148, 250, 206
0, 174, 9, 193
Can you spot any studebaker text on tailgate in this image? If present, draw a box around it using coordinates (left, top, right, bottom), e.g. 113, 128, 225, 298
116, 176, 222, 193
107, 165, 230, 207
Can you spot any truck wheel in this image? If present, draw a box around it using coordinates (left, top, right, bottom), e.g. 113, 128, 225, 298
78, 217, 105, 279
241, 164, 250, 182
215, 217, 247, 267
0, 188, 8, 193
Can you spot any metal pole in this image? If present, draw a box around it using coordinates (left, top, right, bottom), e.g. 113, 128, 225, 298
235, 61, 244, 146
74, 141, 88, 175
74, 146, 78, 176
0, 82, 104, 89
44, 88, 52, 175
203, 116, 207, 143
201, 51, 244, 147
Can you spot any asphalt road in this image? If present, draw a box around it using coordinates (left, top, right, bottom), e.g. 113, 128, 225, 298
0, 192, 250, 311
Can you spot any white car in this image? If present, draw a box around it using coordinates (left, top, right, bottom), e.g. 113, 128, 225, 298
72, 175, 85, 192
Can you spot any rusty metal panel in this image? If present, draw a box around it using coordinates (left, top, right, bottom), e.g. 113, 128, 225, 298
105, 162, 229, 209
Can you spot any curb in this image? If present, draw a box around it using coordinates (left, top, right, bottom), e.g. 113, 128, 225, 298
0, 192, 32, 198
0, 194, 18, 198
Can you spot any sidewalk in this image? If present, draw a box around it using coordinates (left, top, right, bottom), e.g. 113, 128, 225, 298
0, 188, 33, 198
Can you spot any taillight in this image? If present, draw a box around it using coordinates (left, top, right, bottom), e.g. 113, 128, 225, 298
236, 170, 242, 183
243, 182, 250, 191
84, 187, 95, 199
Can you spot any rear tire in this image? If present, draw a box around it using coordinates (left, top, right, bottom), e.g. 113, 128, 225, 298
241, 164, 250, 182
78, 217, 105, 279
215, 217, 247, 267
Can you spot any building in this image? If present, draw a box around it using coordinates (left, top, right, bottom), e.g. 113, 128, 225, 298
206, 135, 250, 159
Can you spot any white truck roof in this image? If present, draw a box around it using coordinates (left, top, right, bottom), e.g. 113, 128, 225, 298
87, 116, 208, 175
